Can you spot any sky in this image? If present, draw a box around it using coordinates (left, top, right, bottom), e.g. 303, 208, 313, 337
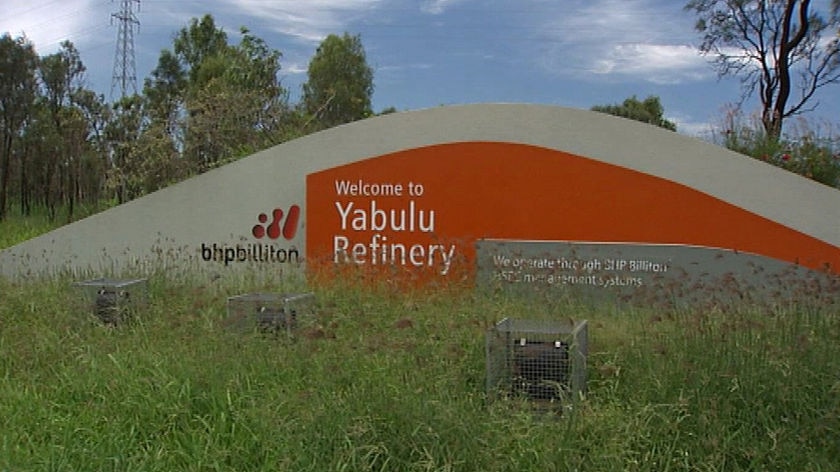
2, 0, 839, 139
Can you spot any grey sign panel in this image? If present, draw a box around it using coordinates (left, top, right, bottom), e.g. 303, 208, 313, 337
476, 239, 840, 309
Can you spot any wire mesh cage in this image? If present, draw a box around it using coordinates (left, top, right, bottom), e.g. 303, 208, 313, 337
486, 318, 588, 407
72, 278, 148, 326
226, 292, 315, 337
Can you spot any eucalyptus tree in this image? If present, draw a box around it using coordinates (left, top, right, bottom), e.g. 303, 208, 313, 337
302, 33, 374, 130
105, 93, 184, 202
686, 0, 840, 140
182, 25, 288, 172
104, 94, 145, 203
73, 89, 110, 208
0, 34, 38, 221
37, 40, 89, 221
144, 49, 186, 143
143, 15, 289, 175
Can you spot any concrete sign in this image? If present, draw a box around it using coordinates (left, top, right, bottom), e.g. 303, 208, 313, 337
476, 240, 837, 308
2, 104, 839, 307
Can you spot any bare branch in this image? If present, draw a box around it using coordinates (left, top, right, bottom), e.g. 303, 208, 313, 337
686, 0, 840, 138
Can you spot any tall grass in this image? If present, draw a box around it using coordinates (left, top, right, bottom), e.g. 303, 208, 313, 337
3, 211, 839, 470
0, 203, 111, 250
1, 267, 839, 471
0, 212, 58, 250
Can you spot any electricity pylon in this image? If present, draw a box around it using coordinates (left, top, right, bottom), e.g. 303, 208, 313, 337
110, 0, 140, 100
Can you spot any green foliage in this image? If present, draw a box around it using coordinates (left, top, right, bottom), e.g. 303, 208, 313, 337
718, 110, 840, 188
0, 33, 39, 221
0, 203, 112, 250
591, 95, 677, 131
163, 16, 292, 174
35, 41, 100, 222
0, 212, 57, 250
2, 17, 314, 220
1, 266, 839, 470
303, 33, 374, 130
143, 49, 186, 137
173, 15, 230, 86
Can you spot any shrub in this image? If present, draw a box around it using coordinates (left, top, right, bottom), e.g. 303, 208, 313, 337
717, 110, 840, 188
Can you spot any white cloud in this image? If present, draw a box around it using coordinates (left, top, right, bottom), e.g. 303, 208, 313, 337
1, 0, 106, 53
377, 63, 432, 72
421, 0, 468, 15
534, 0, 711, 84
224, 0, 386, 42
592, 43, 710, 84
554, 0, 663, 42
283, 62, 308, 75
670, 113, 716, 138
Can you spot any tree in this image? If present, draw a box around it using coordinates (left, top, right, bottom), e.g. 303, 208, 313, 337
686, 0, 840, 140
184, 26, 289, 172
302, 33, 374, 129
38, 41, 89, 221
0, 15, 299, 220
104, 95, 145, 203
144, 49, 186, 141
72, 89, 109, 209
0, 34, 38, 221
173, 14, 230, 87
591, 95, 677, 131
144, 15, 290, 175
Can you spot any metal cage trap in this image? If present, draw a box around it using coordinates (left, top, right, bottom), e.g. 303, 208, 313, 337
73, 278, 148, 326
486, 318, 588, 407
226, 292, 315, 337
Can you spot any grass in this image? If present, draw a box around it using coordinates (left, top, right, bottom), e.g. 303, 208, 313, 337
0, 212, 60, 250
2, 212, 840, 470
1, 269, 839, 471
0, 203, 111, 250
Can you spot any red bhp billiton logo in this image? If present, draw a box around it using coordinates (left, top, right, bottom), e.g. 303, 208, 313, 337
252, 205, 300, 240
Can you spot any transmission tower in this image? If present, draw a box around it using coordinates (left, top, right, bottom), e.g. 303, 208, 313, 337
110, 0, 140, 100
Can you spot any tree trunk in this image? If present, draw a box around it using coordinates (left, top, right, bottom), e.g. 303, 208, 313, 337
765, 0, 812, 141
0, 133, 13, 221
19, 149, 30, 216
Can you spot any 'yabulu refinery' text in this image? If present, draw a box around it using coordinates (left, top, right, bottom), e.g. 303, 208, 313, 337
331, 197, 457, 276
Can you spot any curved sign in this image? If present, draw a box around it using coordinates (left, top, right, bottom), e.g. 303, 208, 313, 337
2, 104, 838, 307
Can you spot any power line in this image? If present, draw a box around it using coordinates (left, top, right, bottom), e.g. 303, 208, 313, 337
110, 0, 140, 100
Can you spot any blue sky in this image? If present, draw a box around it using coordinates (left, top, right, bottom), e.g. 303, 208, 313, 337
3, 0, 839, 138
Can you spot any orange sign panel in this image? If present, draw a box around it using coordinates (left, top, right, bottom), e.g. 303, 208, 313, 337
306, 142, 840, 283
